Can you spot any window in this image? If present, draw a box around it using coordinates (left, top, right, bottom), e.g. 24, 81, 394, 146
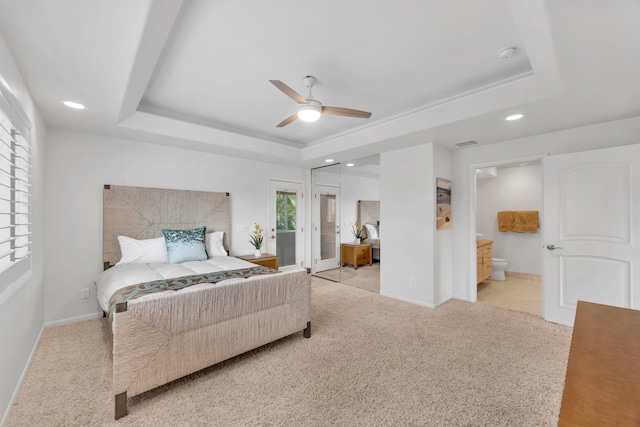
276, 191, 296, 231
0, 102, 31, 290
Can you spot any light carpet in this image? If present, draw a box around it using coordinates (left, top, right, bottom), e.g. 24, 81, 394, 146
8, 277, 571, 426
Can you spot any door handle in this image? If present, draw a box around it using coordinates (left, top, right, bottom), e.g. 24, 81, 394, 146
546, 244, 563, 251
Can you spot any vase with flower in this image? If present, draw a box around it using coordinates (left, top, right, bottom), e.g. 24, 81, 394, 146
250, 223, 264, 257
352, 221, 363, 244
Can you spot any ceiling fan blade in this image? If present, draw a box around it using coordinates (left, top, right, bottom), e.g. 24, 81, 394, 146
269, 80, 308, 104
322, 106, 372, 119
276, 113, 299, 127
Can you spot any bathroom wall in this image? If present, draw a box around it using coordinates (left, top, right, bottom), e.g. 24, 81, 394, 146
476, 162, 542, 275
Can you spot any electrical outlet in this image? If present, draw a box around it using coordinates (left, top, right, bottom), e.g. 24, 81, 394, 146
410, 278, 416, 287
81, 288, 90, 299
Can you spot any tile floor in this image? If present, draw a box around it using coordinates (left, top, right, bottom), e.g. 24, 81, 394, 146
477, 274, 542, 316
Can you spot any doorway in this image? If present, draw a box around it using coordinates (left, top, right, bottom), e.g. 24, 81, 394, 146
474, 161, 543, 316
470, 143, 640, 327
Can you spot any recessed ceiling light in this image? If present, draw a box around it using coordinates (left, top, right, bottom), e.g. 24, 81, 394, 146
498, 46, 517, 60
325, 159, 334, 163
346, 163, 354, 167
62, 100, 86, 110
505, 113, 524, 121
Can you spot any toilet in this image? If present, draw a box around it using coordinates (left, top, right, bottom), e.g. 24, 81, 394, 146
491, 258, 509, 281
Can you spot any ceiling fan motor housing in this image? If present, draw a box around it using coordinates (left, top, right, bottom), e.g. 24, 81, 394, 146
302, 75, 317, 88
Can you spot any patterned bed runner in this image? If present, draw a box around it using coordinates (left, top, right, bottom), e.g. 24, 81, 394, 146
108, 265, 277, 321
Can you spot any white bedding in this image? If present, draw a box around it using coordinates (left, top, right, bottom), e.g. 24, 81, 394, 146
95, 256, 261, 312
363, 237, 380, 249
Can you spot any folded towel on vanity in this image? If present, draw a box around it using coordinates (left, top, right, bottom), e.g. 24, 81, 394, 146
497, 210, 539, 233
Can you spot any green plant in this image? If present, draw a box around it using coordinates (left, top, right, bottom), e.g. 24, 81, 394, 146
250, 223, 264, 249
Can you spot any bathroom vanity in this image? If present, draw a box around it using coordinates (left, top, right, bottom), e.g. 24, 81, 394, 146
476, 240, 493, 284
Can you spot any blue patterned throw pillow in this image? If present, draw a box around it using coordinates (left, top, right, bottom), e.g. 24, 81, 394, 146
162, 226, 208, 263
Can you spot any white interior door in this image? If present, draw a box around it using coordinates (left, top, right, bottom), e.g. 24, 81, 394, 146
543, 143, 640, 326
313, 184, 340, 273
268, 180, 304, 271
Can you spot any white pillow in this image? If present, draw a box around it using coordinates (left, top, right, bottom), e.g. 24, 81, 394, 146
364, 223, 379, 239
206, 231, 228, 257
116, 236, 168, 266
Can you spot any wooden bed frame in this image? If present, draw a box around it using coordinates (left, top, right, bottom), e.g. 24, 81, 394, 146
103, 185, 311, 419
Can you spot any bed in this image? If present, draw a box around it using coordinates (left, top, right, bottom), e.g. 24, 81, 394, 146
97, 185, 311, 419
358, 200, 380, 261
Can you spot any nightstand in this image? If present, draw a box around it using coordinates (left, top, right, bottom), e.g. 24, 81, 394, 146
341, 242, 372, 270
236, 253, 279, 270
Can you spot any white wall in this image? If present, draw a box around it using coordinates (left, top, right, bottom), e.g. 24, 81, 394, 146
476, 163, 542, 275
0, 33, 46, 426
380, 144, 435, 307
452, 115, 640, 301
43, 128, 305, 324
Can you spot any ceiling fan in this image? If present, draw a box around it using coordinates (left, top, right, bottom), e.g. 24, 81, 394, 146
269, 76, 372, 127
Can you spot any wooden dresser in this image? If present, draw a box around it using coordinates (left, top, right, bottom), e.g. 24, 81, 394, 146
558, 301, 640, 426
476, 240, 493, 284
341, 242, 372, 270
236, 253, 279, 270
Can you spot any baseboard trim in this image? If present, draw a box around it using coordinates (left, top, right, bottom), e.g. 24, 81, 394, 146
1, 324, 45, 427
44, 311, 102, 328
434, 297, 451, 308
379, 291, 436, 309
505, 271, 542, 281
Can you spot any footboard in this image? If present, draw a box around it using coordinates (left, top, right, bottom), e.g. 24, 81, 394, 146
111, 268, 310, 419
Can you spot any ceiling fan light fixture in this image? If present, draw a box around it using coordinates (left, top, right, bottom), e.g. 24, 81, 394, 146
270, 78, 371, 127
297, 100, 322, 123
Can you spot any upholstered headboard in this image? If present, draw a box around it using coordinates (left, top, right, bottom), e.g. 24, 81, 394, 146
103, 185, 231, 269
358, 200, 380, 233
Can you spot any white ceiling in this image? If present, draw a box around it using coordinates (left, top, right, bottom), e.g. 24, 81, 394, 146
0, 0, 638, 168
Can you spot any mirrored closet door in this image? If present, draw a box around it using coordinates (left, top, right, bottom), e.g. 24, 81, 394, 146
311, 156, 380, 293
312, 163, 341, 282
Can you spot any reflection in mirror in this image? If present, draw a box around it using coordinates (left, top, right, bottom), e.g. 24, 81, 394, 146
311, 156, 380, 292
339, 155, 380, 293
312, 164, 341, 283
